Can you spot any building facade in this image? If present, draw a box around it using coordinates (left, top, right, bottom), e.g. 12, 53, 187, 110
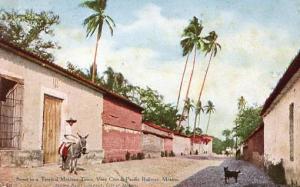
262, 52, 300, 184
0, 39, 105, 167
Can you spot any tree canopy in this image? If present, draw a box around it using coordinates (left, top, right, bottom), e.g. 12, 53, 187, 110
234, 96, 262, 143
0, 9, 60, 61
66, 64, 180, 130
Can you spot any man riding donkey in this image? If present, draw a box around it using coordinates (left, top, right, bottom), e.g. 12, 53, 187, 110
58, 118, 89, 174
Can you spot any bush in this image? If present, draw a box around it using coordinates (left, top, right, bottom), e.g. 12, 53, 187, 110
165, 150, 168, 157
161, 151, 165, 157
169, 150, 175, 157
125, 151, 131, 160
137, 152, 145, 160
266, 160, 287, 184
131, 154, 137, 160
195, 150, 199, 155
190, 151, 192, 155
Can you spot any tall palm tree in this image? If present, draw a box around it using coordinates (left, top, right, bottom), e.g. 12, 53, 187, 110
81, 0, 115, 82
192, 100, 204, 137
204, 100, 215, 134
196, 31, 221, 102
178, 16, 204, 127
176, 53, 191, 110
238, 96, 246, 112
183, 98, 194, 128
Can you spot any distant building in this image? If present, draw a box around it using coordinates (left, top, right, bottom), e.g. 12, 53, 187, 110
243, 123, 264, 168
191, 134, 213, 155
261, 51, 300, 184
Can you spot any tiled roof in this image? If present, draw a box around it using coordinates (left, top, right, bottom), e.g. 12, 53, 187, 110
0, 38, 143, 111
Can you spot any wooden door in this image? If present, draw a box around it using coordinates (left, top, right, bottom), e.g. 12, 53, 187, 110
42, 95, 62, 164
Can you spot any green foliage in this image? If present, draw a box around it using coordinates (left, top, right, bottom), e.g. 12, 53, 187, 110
131, 154, 137, 160
234, 103, 262, 142
137, 152, 145, 160
266, 160, 287, 184
180, 16, 204, 56
212, 137, 224, 154
66, 64, 180, 130
125, 151, 130, 161
0, 9, 60, 61
169, 150, 175, 157
212, 129, 234, 154
81, 0, 115, 38
161, 151, 165, 157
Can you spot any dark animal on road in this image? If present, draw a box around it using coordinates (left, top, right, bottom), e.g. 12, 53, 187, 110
224, 167, 241, 183
58, 133, 88, 174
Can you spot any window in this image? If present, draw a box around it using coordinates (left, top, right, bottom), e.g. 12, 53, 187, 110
289, 102, 294, 161
0, 76, 23, 149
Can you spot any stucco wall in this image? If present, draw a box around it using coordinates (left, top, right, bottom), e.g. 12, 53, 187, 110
173, 135, 191, 155
102, 95, 142, 162
0, 48, 104, 166
243, 126, 264, 168
102, 125, 141, 162
142, 133, 163, 158
103, 96, 142, 131
263, 71, 300, 184
164, 138, 173, 152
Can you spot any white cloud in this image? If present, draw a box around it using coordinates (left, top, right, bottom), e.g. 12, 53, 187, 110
52, 4, 299, 138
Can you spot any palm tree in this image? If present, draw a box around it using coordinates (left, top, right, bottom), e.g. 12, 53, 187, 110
192, 100, 204, 135
102, 66, 115, 89
196, 31, 221, 102
238, 96, 246, 112
176, 52, 191, 110
81, 0, 115, 82
204, 100, 215, 134
191, 100, 204, 151
183, 98, 194, 128
178, 16, 204, 126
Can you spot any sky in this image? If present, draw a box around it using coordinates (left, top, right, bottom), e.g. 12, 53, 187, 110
1, 0, 300, 138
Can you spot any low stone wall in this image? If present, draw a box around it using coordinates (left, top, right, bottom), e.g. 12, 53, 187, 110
0, 150, 42, 167
0, 149, 104, 167
142, 134, 164, 158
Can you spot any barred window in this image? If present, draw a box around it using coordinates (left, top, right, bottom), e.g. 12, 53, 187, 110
0, 76, 23, 149
289, 102, 294, 161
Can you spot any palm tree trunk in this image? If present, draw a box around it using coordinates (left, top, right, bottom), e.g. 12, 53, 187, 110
197, 51, 214, 102
191, 112, 200, 152
205, 113, 211, 134
176, 53, 190, 110
92, 31, 101, 82
178, 47, 197, 127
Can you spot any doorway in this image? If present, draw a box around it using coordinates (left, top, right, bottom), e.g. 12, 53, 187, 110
42, 95, 62, 163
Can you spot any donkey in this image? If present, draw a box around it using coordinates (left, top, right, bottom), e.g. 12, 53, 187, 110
59, 133, 88, 174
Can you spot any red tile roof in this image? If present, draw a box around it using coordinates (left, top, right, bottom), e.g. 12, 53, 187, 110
143, 122, 174, 133
261, 51, 300, 115
0, 38, 143, 111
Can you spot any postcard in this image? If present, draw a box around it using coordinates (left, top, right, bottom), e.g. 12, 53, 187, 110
0, 0, 299, 186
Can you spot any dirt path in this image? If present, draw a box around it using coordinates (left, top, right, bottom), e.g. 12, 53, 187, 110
176, 159, 278, 187
0, 157, 223, 187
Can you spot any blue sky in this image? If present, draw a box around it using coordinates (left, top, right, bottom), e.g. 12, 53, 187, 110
1, 0, 300, 138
